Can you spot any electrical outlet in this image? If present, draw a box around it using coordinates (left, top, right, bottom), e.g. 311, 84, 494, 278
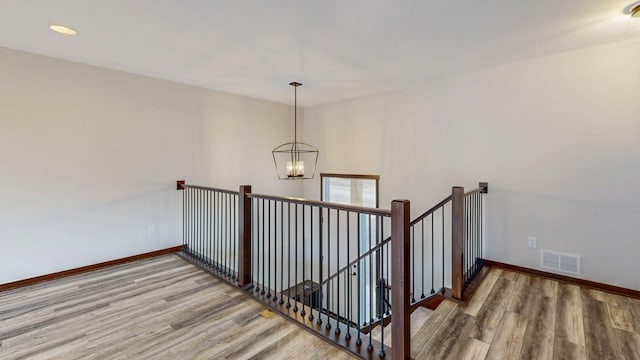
528, 236, 537, 248
147, 224, 156, 236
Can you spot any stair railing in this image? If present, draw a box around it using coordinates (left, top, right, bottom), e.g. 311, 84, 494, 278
177, 181, 487, 359
243, 191, 398, 358
179, 183, 239, 284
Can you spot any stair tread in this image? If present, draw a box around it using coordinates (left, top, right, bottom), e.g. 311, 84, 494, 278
411, 300, 459, 355
370, 306, 435, 347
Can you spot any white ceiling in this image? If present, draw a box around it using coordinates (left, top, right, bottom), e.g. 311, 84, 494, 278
0, 0, 637, 106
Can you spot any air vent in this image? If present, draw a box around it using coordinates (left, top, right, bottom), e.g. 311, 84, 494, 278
540, 250, 581, 275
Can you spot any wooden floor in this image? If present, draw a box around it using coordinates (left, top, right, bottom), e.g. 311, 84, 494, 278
0, 255, 354, 360
411, 268, 640, 360
2, 256, 639, 360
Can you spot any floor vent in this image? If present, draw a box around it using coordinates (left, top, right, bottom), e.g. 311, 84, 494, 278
540, 250, 581, 275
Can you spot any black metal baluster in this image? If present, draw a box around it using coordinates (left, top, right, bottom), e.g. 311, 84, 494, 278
411, 224, 415, 303
431, 214, 435, 294
228, 193, 232, 276
182, 186, 186, 247
203, 190, 207, 268
210, 191, 214, 269
345, 211, 351, 340
252, 197, 256, 290
194, 188, 198, 259
187, 188, 194, 256
356, 213, 362, 346
185, 187, 189, 251
480, 193, 483, 269
477, 192, 481, 273
464, 197, 468, 284
468, 194, 472, 278
309, 206, 314, 321
223, 193, 227, 276
214, 191, 218, 271
203, 189, 206, 264
367, 214, 373, 352
301, 205, 306, 316
465, 195, 475, 286
441, 206, 445, 294
249, 198, 255, 290
207, 191, 211, 269
471, 193, 475, 275
379, 236, 385, 358
205, 190, 208, 266
316, 207, 323, 325
219, 192, 223, 272
273, 200, 277, 300
279, 201, 284, 305
267, 200, 272, 298
421, 219, 425, 299
220, 193, 223, 274
213, 191, 217, 270
472, 194, 476, 276
233, 194, 237, 280
195, 189, 199, 261
335, 209, 340, 334
383, 220, 389, 316
260, 199, 267, 295
201, 189, 205, 263
228, 193, 232, 277
287, 202, 292, 309
186, 187, 190, 254
293, 204, 299, 312
468, 196, 472, 282
325, 208, 330, 327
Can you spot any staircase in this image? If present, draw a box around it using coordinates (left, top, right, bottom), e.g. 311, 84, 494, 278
370, 307, 434, 347
370, 300, 461, 359
178, 181, 488, 359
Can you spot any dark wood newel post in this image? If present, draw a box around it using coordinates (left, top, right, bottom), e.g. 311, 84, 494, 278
238, 185, 252, 287
391, 199, 411, 360
451, 186, 465, 300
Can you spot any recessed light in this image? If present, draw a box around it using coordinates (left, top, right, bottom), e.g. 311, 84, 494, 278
49, 25, 78, 36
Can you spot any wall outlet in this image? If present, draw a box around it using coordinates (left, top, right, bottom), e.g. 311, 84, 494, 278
147, 224, 156, 236
528, 236, 537, 248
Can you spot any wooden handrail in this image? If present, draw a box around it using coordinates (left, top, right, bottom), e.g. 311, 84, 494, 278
319, 236, 392, 287
248, 192, 392, 217
464, 182, 489, 197
410, 195, 452, 226
182, 184, 239, 195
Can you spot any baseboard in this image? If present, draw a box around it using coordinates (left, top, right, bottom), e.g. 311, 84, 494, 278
0, 245, 185, 293
482, 259, 640, 300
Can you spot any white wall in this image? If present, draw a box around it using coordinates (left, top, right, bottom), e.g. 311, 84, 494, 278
302, 41, 640, 290
0, 47, 299, 284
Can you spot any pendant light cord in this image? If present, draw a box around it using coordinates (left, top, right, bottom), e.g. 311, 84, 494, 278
294, 85, 297, 147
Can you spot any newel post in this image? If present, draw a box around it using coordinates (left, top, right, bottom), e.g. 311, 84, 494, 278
391, 199, 411, 359
238, 185, 252, 287
451, 186, 465, 300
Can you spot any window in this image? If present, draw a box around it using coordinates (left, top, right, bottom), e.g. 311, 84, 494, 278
320, 174, 379, 208
321, 173, 380, 321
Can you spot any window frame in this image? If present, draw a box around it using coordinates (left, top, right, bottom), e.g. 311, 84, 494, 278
319, 173, 380, 208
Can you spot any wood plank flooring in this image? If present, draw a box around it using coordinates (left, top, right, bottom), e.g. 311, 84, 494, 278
412, 268, 640, 360
2, 256, 639, 360
0, 255, 355, 360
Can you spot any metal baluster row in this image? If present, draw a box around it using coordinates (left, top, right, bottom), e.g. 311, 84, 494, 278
408, 202, 450, 306
463, 191, 485, 287
246, 197, 392, 355
182, 186, 238, 283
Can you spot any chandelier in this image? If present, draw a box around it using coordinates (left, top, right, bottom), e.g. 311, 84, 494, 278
272, 82, 319, 180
